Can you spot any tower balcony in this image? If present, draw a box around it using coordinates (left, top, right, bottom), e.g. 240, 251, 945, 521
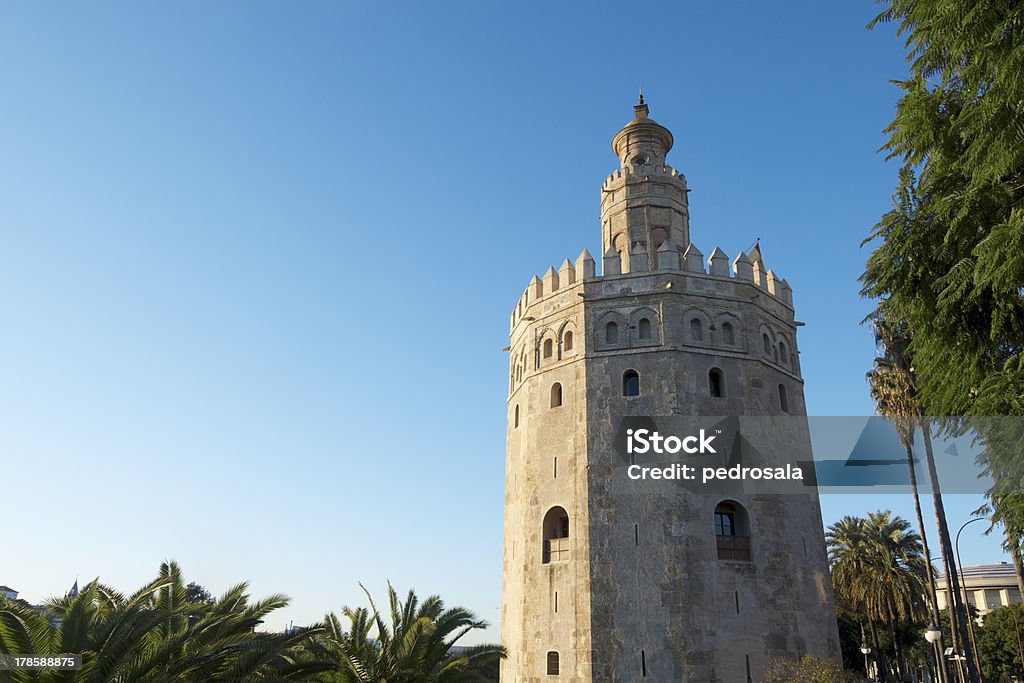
543, 537, 571, 563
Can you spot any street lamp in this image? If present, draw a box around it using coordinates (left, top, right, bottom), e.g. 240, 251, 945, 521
861, 642, 873, 681
956, 517, 990, 681
926, 624, 945, 681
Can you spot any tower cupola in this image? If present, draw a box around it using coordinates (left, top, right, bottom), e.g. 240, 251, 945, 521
611, 94, 674, 168
600, 96, 690, 273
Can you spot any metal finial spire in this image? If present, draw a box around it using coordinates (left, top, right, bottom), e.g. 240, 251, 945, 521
638, 82, 644, 105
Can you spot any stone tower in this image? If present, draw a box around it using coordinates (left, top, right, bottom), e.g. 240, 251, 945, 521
500, 99, 840, 682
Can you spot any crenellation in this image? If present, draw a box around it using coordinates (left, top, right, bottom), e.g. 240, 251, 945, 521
752, 260, 768, 289
516, 251, 794, 330
558, 258, 576, 287
528, 274, 542, 302
657, 241, 681, 271
576, 249, 596, 279
683, 243, 705, 274
602, 245, 621, 276
543, 266, 560, 295
779, 278, 793, 306
628, 243, 649, 273
732, 251, 754, 281
707, 246, 730, 277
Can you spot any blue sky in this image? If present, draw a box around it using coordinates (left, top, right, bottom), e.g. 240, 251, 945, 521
0, 1, 1007, 641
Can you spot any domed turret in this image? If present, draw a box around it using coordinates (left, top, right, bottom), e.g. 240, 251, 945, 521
611, 94, 674, 168
600, 97, 690, 274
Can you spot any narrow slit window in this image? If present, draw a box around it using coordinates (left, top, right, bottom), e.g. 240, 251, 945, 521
606, 321, 619, 344
543, 339, 553, 359
763, 332, 771, 355
550, 383, 563, 408
778, 384, 789, 413
514, 404, 519, 428
638, 317, 652, 340
563, 330, 573, 351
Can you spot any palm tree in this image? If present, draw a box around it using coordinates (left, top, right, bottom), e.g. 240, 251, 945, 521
868, 316, 948, 682
317, 583, 505, 682
0, 560, 330, 681
868, 311, 980, 683
828, 512, 929, 681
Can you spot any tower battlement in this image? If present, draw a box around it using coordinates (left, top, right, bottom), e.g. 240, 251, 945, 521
510, 243, 793, 333
601, 163, 686, 187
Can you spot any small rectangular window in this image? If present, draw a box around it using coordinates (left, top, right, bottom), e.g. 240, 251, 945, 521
547, 651, 559, 675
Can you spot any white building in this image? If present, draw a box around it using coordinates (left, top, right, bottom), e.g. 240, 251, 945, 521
937, 562, 1023, 619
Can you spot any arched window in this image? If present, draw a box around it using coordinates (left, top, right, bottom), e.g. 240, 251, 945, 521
714, 501, 751, 561
623, 369, 640, 397
778, 341, 787, 365
547, 651, 560, 675
709, 368, 724, 398
638, 317, 652, 340
550, 383, 562, 408
778, 384, 789, 413
690, 318, 704, 341
763, 333, 772, 355
606, 321, 619, 344
543, 506, 570, 563
514, 404, 520, 428
722, 322, 735, 346
563, 330, 573, 352
543, 339, 553, 359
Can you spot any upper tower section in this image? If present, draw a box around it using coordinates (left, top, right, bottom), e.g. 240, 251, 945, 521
600, 95, 691, 275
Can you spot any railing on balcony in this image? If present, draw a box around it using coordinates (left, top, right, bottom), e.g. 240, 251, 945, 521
716, 534, 752, 562
543, 537, 571, 563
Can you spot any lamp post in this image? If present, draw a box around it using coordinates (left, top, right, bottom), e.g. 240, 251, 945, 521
926, 625, 944, 683
861, 641, 873, 681
955, 518, 989, 681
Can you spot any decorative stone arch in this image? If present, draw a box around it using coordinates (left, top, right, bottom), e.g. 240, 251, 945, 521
557, 319, 578, 358
630, 307, 660, 345
597, 310, 627, 350
536, 328, 558, 365
714, 312, 743, 348
683, 307, 711, 344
